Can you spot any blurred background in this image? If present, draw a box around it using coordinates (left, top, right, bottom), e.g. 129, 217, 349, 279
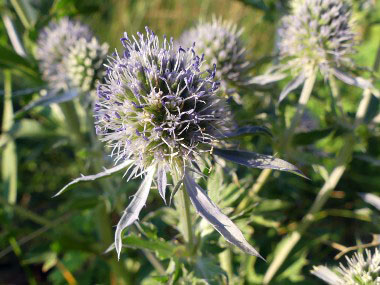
0, 0, 379, 284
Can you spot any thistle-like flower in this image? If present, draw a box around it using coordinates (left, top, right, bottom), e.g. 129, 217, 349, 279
311, 248, 380, 284
252, 0, 378, 102
36, 17, 92, 91
57, 27, 305, 260
179, 17, 251, 94
279, 0, 355, 78
66, 37, 109, 93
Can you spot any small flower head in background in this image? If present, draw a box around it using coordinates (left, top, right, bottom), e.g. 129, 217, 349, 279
311, 248, 380, 284
179, 17, 251, 95
252, 0, 378, 102
66, 37, 109, 93
279, 0, 355, 78
36, 17, 92, 91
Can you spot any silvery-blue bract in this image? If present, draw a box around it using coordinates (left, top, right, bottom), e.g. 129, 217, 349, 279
58, 27, 305, 261
36, 17, 92, 91
312, 249, 380, 285
180, 17, 250, 94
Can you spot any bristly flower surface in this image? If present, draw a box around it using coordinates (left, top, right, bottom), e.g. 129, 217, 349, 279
66, 37, 109, 93
251, 0, 378, 102
311, 248, 380, 285
58, 27, 305, 261
36, 17, 92, 91
179, 17, 251, 94
279, 0, 356, 78
95, 27, 230, 176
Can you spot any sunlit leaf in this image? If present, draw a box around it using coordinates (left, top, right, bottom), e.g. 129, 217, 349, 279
115, 166, 156, 259
54, 160, 133, 197
213, 148, 307, 178
183, 172, 264, 260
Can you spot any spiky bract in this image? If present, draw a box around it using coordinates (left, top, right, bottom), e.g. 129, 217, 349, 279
66, 37, 109, 93
95, 27, 231, 177
36, 17, 92, 91
180, 17, 250, 93
279, 0, 356, 77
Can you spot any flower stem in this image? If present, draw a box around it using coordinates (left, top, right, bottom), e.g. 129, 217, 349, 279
174, 171, 194, 253
2, 70, 17, 209
59, 101, 85, 144
282, 69, 317, 148
263, 80, 376, 284
95, 201, 129, 285
236, 69, 317, 210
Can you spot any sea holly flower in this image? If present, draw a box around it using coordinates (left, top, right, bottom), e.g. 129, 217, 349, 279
66, 37, 109, 93
311, 248, 380, 284
57, 27, 305, 260
251, 0, 378, 102
36, 17, 93, 92
179, 17, 251, 95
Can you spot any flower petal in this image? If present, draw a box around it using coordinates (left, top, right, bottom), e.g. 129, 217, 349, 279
183, 171, 264, 260
115, 166, 156, 260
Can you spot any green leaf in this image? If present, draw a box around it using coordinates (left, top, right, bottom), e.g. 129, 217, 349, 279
0, 119, 62, 148
217, 125, 272, 140
194, 257, 228, 284
121, 234, 176, 259
238, 0, 267, 11
213, 148, 307, 179
292, 128, 335, 145
15, 89, 79, 119
0, 45, 40, 82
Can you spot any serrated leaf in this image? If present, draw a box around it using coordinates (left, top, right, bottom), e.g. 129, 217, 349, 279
115, 166, 156, 259
217, 125, 272, 140
54, 160, 133, 197
279, 73, 305, 103
213, 148, 307, 179
183, 172, 264, 260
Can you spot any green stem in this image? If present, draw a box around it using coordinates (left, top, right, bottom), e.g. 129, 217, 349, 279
282, 69, 317, 148
95, 201, 129, 285
328, 73, 345, 120
59, 101, 85, 144
9, 0, 31, 29
219, 246, 233, 280
2, 70, 17, 206
174, 172, 194, 253
236, 69, 317, 209
263, 70, 377, 285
